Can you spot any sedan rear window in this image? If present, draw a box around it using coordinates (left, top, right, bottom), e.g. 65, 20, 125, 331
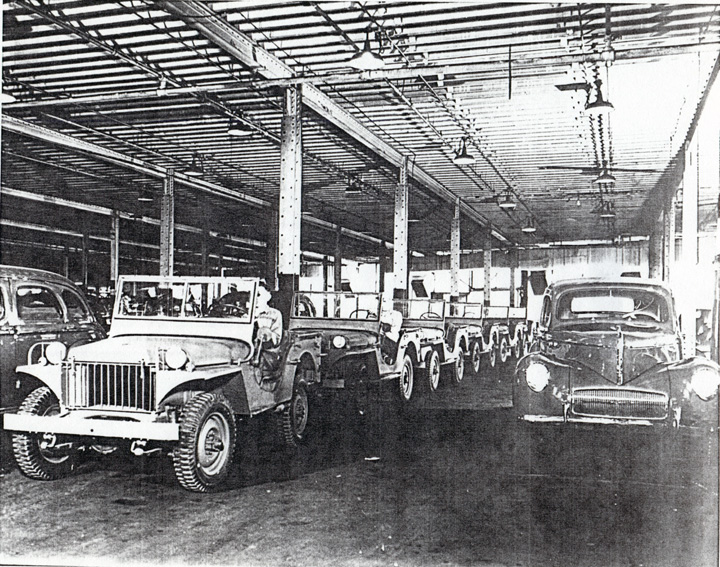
17, 286, 63, 322
556, 288, 670, 324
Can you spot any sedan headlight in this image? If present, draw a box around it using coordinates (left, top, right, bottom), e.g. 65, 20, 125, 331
332, 335, 347, 349
165, 346, 189, 370
525, 362, 550, 393
690, 368, 720, 401
45, 342, 68, 365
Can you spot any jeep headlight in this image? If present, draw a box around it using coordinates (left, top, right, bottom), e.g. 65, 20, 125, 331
525, 362, 550, 393
691, 368, 720, 401
165, 346, 189, 370
332, 335, 347, 349
45, 342, 67, 365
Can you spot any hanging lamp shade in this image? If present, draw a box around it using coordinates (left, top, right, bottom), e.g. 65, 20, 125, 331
185, 153, 204, 177
498, 192, 516, 210
227, 118, 253, 137
586, 79, 614, 115
348, 33, 384, 71
453, 138, 475, 165
592, 169, 616, 186
137, 188, 154, 202
345, 179, 362, 194
521, 217, 536, 233
600, 201, 616, 218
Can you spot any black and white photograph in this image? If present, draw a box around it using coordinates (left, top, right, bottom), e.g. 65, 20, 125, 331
1, 2, 719, 566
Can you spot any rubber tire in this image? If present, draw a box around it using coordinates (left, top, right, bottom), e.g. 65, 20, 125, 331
423, 350, 441, 394
173, 392, 236, 493
448, 352, 465, 385
12, 387, 77, 481
488, 343, 497, 368
470, 341, 482, 375
397, 354, 415, 404
499, 336, 510, 364
513, 334, 523, 360
277, 378, 311, 449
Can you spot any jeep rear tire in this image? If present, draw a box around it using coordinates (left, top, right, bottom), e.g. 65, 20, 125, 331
499, 335, 511, 364
470, 340, 482, 375
277, 376, 311, 449
447, 352, 464, 385
397, 354, 415, 404
423, 350, 441, 394
173, 392, 236, 492
12, 387, 77, 481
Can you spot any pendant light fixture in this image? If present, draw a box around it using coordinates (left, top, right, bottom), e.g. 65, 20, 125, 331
585, 79, 614, 116
227, 117, 254, 137
0, 91, 16, 104
348, 30, 384, 71
521, 217, 536, 233
453, 138, 475, 165
498, 191, 516, 210
184, 152, 204, 177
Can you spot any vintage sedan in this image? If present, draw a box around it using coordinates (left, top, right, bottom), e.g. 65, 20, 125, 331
3, 275, 322, 492
514, 278, 719, 429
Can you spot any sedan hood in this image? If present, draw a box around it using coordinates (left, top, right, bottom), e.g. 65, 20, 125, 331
67, 335, 250, 367
547, 329, 680, 385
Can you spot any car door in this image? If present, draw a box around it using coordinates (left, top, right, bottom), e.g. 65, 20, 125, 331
56, 284, 105, 346
0, 280, 18, 412
8, 281, 65, 410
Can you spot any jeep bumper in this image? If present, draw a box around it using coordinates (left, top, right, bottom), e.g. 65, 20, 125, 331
3, 413, 180, 441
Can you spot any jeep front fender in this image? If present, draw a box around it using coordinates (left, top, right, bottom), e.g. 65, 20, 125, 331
15, 364, 63, 403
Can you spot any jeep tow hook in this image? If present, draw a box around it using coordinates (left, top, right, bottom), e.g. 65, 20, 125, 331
39, 433, 57, 450
130, 440, 161, 457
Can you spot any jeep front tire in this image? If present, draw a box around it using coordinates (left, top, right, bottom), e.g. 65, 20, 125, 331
173, 392, 236, 492
12, 387, 77, 481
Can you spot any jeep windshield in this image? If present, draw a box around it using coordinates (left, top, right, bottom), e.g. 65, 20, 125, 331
553, 286, 672, 331
291, 292, 381, 320
116, 277, 256, 323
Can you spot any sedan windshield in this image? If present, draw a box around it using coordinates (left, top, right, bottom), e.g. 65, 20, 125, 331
554, 287, 672, 329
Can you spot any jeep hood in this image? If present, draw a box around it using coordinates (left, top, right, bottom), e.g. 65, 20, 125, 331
67, 335, 251, 367
548, 329, 680, 385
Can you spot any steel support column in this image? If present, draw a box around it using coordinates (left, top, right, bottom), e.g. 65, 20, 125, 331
277, 86, 302, 321
509, 249, 518, 307
663, 193, 677, 281
109, 210, 120, 285
680, 140, 699, 356
648, 212, 664, 280
450, 198, 461, 300
393, 156, 409, 299
81, 231, 89, 287
159, 169, 175, 277
266, 209, 278, 290
334, 226, 342, 292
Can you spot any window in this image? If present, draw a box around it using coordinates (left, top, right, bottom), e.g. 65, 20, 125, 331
16, 286, 63, 322
540, 295, 552, 328
61, 288, 92, 322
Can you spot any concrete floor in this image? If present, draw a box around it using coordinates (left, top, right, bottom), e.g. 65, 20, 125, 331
1, 363, 717, 567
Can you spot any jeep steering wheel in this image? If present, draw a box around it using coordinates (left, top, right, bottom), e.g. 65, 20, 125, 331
349, 309, 376, 319
419, 311, 442, 320
208, 303, 247, 318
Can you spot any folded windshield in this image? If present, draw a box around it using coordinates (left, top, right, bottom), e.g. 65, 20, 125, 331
116, 279, 256, 322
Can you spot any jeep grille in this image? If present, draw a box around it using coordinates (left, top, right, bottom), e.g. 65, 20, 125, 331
62, 362, 156, 411
571, 388, 668, 420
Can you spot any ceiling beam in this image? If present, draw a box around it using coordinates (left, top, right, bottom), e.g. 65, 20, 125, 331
154, 0, 511, 245
1, 115, 393, 253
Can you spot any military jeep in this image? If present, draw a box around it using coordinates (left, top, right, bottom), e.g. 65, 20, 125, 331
3, 275, 322, 492
289, 292, 464, 404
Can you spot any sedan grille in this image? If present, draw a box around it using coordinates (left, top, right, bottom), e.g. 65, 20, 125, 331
62, 362, 156, 411
572, 388, 668, 420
